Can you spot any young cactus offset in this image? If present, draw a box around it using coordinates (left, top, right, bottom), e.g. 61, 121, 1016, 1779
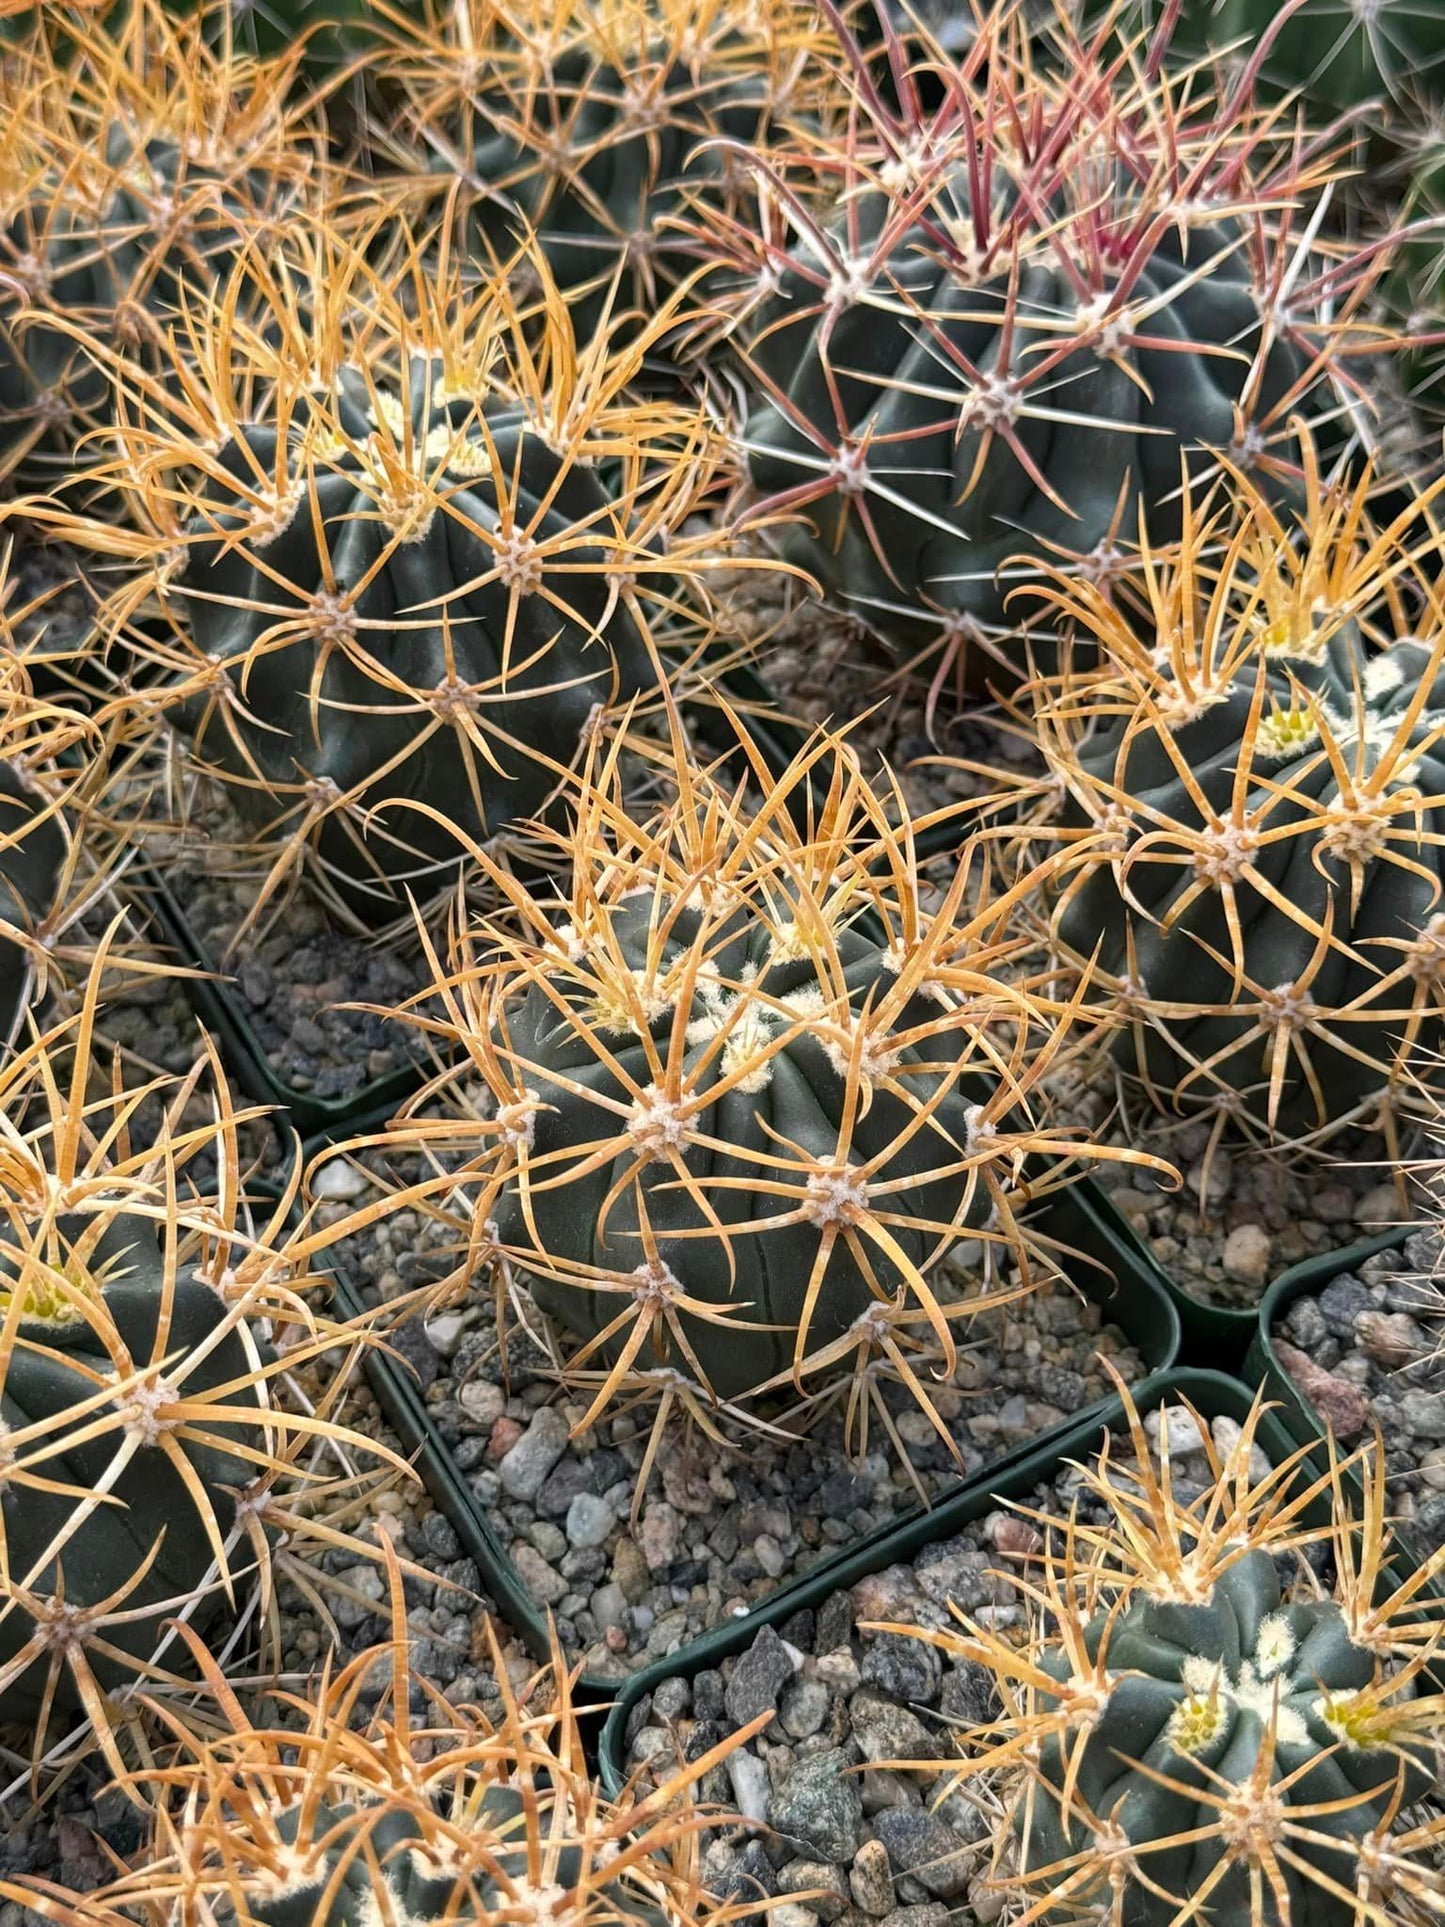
372, 0, 842, 341
1033, 449, 1445, 1141
901, 1389, 1445, 1927
0, 0, 311, 484
358, 720, 1131, 1431
727, 5, 1379, 674
5, 1551, 764, 1927
64, 220, 725, 926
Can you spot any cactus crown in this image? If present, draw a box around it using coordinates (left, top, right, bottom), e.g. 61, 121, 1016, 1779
0, 0, 313, 476
369, 0, 841, 327
0, 948, 412, 1783
49, 212, 733, 931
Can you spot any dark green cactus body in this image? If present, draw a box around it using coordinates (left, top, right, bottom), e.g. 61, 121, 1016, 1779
174, 360, 653, 911
743, 174, 1313, 658
251, 1788, 667, 1926
1382, 151, 1445, 434
1171, 0, 1445, 112
1057, 627, 1445, 1129
0, 130, 279, 481
0, 759, 64, 1047
0, 1225, 267, 1723
1027, 1549, 1429, 1926
463, 44, 770, 333
496, 894, 991, 1401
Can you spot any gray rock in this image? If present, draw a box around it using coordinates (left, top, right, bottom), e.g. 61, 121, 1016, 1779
877, 1907, 949, 1927
849, 1691, 940, 1764
1318, 1275, 1373, 1340
458, 1377, 505, 1424
861, 1768, 922, 1814
779, 1674, 831, 1739
851, 1839, 896, 1917
498, 1408, 570, 1502
1282, 1295, 1328, 1353
873, 1809, 973, 1899
511, 1543, 566, 1605
727, 1748, 772, 1825
778, 1860, 850, 1922
590, 1582, 628, 1629
726, 1626, 799, 1728
421, 1511, 460, 1562
652, 1676, 692, 1723
565, 1492, 615, 1549
769, 1749, 864, 1863
859, 1633, 941, 1706
1401, 1390, 1445, 1439
816, 1590, 853, 1651
331, 1564, 385, 1630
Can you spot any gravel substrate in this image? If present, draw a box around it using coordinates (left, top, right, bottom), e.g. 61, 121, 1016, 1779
616, 1403, 1443, 1927
1272, 1221, 1445, 1560
1087, 1108, 1409, 1311
151, 784, 437, 1109
312, 1143, 1148, 1680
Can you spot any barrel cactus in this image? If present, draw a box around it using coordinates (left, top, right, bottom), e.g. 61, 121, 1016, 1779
70, 222, 723, 925
729, 5, 1379, 677
0, 960, 410, 1773
356, 720, 1132, 1422
1033, 452, 1445, 1140
17, 1568, 762, 1927
0, 0, 309, 485
374, 0, 842, 342
907, 1388, 1444, 1927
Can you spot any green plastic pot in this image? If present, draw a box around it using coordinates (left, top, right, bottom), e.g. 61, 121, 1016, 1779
595, 1361, 1439, 1794
136, 863, 443, 1139
297, 1133, 1179, 1703
1247, 1223, 1428, 1486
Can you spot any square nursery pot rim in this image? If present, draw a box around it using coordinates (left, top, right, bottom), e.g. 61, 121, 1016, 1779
293, 1134, 1180, 1709
1247, 1224, 1444, 1572
133, 860, 453, 1137
594, 1362, 1442, 1798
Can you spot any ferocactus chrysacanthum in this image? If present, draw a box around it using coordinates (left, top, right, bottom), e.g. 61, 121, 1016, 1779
61, 218, 728, 929
725, 4, 1384, 680
371, 0, 843, 342
0, 0, 311, 484
356, 720, 1134, 1431
897, 1388, 1445, 1927
1034, 448, 1445, 1141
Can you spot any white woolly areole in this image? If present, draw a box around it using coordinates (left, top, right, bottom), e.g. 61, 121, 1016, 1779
491, 527, 546, 595
626, 1085, 690, 1158
117, 1371, 182, 1446
423, 422, 493, 479
802, 1164, 870, 1228
496, 1091, 541, 1151
686, 980, 826, 1093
